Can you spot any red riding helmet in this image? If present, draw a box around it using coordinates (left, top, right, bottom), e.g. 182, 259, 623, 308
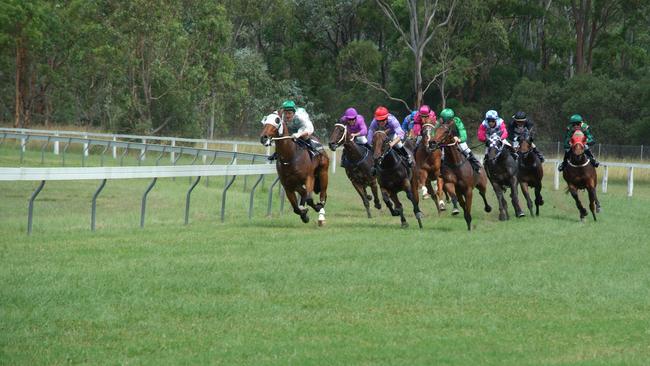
374, 106, 389, 121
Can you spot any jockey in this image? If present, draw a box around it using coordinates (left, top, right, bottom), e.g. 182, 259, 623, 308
338, 107, 369, 167
367, 106, 413, 167
477, 109, 515, 160
412, 105, 437, 144
558, 114, 599, 171
439, 108, 482, 172
401, 110, 417, 135
507, 111, 545, 162
268, 100, 322, 161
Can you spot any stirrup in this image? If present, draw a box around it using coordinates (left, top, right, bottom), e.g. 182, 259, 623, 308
267, 152, 278, 161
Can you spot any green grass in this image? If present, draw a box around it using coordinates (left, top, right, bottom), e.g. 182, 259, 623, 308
1, 146, 650, 365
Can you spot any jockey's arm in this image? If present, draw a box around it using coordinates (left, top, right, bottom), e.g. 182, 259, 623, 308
389, 135, 401, 147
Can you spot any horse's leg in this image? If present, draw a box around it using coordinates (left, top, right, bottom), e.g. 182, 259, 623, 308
429, 179, 442, 213
444, 181, 460, 215
370, 180, 382, 210
317, 163, 329, 211
405, 180, 423, 228
457, 189, 472, 231
286, 188, 309, 223
519, 181, 534, 217
568, 185, 588, 222
381, 188, 397, 216
587, 186, 598, 221
390, 191, 408, 228
492, 183, 507, 221
534, 182, 543, 216
509, 176, 525, 218
410, 173, 422, 217
352, 182, 372, 218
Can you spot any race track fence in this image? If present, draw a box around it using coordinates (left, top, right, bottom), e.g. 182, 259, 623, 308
0, 164, 281, 235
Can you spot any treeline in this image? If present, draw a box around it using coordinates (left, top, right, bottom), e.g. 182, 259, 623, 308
1, 0, 649, 144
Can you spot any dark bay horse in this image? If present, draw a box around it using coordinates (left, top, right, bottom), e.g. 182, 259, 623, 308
484, 134, 525, 221
431, 122, 491, 230
412, 123, 446, 214
260, 112, 330, 225
516, 131, 544, 216
372, 129, 423, 228
563, 131, 600, 222
328, 123, 381, 218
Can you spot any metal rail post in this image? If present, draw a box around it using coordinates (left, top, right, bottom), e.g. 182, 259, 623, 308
40, 136, 51, 164
112, 136, 117, 159
554, 162, 560, 190
20, 135, 29, 164
185, 176, 202, 225
61, 138, 71, 166
221, 176, 237, 222
267, 176, 281, 217
627, 167, 634, 197
54, 132, 59, 155
27, 180, 46, 235
82, 139, 91, 167
91, 179, 107, 231
100, 142, 111, 167
248, 174, 265, 219
140, 178, 158, 228
601, 165, 608, 193
120, 143, 130, 166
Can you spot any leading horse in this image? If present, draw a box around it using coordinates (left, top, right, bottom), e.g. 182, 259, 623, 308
329, 123, 381, 218
372, 129, 423, 228
563, 130, 600, 222
484, 134, 525, 221
516, 131, 544, 216
260, 112, 329, 225
431, 122, 492, 230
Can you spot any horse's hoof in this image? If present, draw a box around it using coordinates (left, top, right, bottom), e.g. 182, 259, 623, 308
374, 203, 382, 210
499, 214, 507, 221
300, 214, 310, 223
452, 208, 460, 215
484, 205, 492, 213
517, 212, 526, 218
366, 194, 373, 200
537, 199, 545, 206
318, 219, 325, 227
417, 219, 423, 229
439, 201, 446, 211
401, 222, 409, 228
415, 212, 423, 220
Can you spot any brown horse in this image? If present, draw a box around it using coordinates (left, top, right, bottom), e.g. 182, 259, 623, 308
431, 122, 492, 230
562, 131, 600, 222
260, 112, 330, 225
328, 123, 381, 218
412, 122, 446, 214
516, 131, 544, 216
372, 129, 423, 228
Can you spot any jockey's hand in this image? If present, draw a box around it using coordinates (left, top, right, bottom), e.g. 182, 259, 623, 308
453, 136, 461, 143
292, 132, 302, 139
389, 138, 399, 148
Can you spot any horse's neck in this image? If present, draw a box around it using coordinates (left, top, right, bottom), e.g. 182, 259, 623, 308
570, 150, 587, 164
275, 138, 299, 160
444, 145, 464, 165
343, 139, 364, 159
521, 150, 537, 166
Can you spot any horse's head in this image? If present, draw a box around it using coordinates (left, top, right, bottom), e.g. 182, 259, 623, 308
259, 112, 282, 146
431, 122, 457, 148
328, 123, 347, 151
486, 133, 503, 161
372, 129, 390, 161
517, 130, 532, 154
421, 122, 437, 152
570, 130, 587, 156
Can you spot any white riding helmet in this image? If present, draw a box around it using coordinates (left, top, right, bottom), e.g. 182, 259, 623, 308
485, 110, 499, 120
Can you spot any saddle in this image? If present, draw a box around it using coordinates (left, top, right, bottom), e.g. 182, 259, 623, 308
296, 137, 324, 158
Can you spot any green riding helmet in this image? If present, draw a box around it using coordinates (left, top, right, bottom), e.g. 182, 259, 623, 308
440, 108, 455, 122
570, 114, 583, 124
282, 100, 296, 111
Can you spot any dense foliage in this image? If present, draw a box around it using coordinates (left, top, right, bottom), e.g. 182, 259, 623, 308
1, 0, 649, 143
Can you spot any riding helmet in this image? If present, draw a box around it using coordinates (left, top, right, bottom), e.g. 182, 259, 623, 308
570, 114, 583, 124
374, 106, 389, 121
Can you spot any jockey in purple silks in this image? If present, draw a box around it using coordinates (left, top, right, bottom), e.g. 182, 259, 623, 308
367, 106, 412, 167
339, 107, 368, 145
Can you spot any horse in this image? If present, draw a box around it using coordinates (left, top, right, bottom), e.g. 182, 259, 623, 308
483, 134, 525, 221
328, 123, 381, 218
515, 130, 544, 216
430, 122, 492, 230
371, 129, 423, 228
412, 122, 446, 214
562, 131, 600, 222
260, 112, 329, 225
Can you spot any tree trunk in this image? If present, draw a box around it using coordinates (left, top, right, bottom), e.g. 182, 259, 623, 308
14, 38, 25, 128
414, 48, 423, 107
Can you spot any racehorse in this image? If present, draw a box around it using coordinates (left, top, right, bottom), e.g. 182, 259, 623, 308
516, 130, 544, 216
260, 112, 329, 225
372, 129, 423, 228
328, 123, 381, 218
412, 122, 446, 214
562, 130, 600, 222
430, 122, 492, 230
483, 134, 525, 221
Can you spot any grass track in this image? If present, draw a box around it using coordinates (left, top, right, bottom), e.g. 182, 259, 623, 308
1, 146, 650, 365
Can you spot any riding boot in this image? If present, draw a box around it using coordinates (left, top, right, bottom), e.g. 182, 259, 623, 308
558, 150, 570, 171
268, 152, 278, 161
397, 146, 413, 168
585, 149, 599, 167
467, 152, 481, 172
533, 147, 545, 162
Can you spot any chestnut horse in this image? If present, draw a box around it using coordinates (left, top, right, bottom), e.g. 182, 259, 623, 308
412, 122, 446, 214
431, 122, 492, 230
563, 131, 600, 222
484, 134, 525, 221
516, 131, 544, 216
260, 112, 329, 225
328, 123, 381, 218
372, 129, 423, 228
